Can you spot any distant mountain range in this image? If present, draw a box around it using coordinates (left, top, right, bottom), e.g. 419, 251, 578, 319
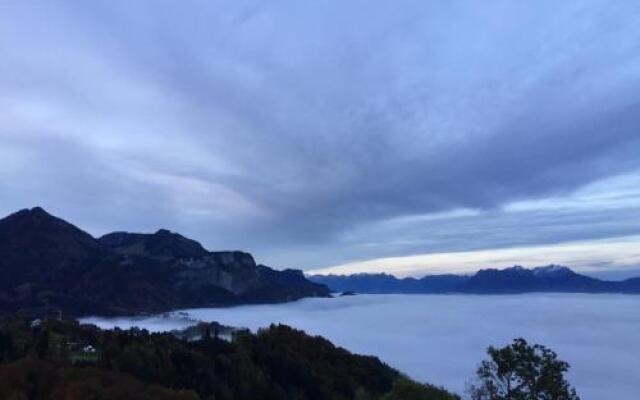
0, 207, 329, 317
309, 265, 640, 294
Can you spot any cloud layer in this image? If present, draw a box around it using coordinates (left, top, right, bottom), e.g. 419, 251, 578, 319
1, 0, 640, 272
83, 294, 640, 400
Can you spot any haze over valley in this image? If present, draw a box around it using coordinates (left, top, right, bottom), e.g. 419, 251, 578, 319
84, 293, 640, 400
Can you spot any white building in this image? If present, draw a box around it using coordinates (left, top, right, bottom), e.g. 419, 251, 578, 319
83, 345, 97, 353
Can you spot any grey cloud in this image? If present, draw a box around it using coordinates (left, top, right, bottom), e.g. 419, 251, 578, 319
1, 0, 640, 269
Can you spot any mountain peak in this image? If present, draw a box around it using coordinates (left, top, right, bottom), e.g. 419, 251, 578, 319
100, 229, 208, 260
28, 206, 48, 215
0, 206, 95, 241
9, 206, 53, 220
532, 265, 574, 276
0, 207, 103, 280
474, 265, 530, 276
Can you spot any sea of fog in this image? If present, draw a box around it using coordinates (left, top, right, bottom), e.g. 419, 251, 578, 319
82, 294, 640, 400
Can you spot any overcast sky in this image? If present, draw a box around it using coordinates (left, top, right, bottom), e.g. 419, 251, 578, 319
1, 1, 639, 277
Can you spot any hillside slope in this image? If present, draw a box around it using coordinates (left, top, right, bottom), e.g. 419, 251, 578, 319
0, 317, 459, 400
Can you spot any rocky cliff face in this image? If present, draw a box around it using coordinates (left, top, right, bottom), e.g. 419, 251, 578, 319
0, 207, 330, 316
100, 231, 264, 296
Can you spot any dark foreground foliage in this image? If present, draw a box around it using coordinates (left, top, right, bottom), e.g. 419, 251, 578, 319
467, 338, 580, 400
0, 317, 458, 400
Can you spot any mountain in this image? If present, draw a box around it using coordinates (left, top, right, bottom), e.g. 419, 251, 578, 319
306, 273, 468, 294
309, 265, 640, 294
0, 207, 329, 316
0, 207, 108, 287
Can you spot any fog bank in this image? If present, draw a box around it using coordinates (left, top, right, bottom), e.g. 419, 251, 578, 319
83, 294, 640, 400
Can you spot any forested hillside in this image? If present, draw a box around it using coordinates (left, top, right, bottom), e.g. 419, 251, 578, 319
0, 317, 458, 400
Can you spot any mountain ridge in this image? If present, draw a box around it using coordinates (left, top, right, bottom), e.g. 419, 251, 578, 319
0, 207, 330, 317
309, 264, 640, 294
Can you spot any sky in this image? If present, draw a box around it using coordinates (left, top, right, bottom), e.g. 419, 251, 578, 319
1, 1, 640, 277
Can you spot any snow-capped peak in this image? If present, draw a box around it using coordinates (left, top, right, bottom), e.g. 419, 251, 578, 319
533, 265, 573, 276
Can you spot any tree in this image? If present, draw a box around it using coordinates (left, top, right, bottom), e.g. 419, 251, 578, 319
0, 331, 14, 361
35, 330, 49, 359
467, 338, 579, 400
